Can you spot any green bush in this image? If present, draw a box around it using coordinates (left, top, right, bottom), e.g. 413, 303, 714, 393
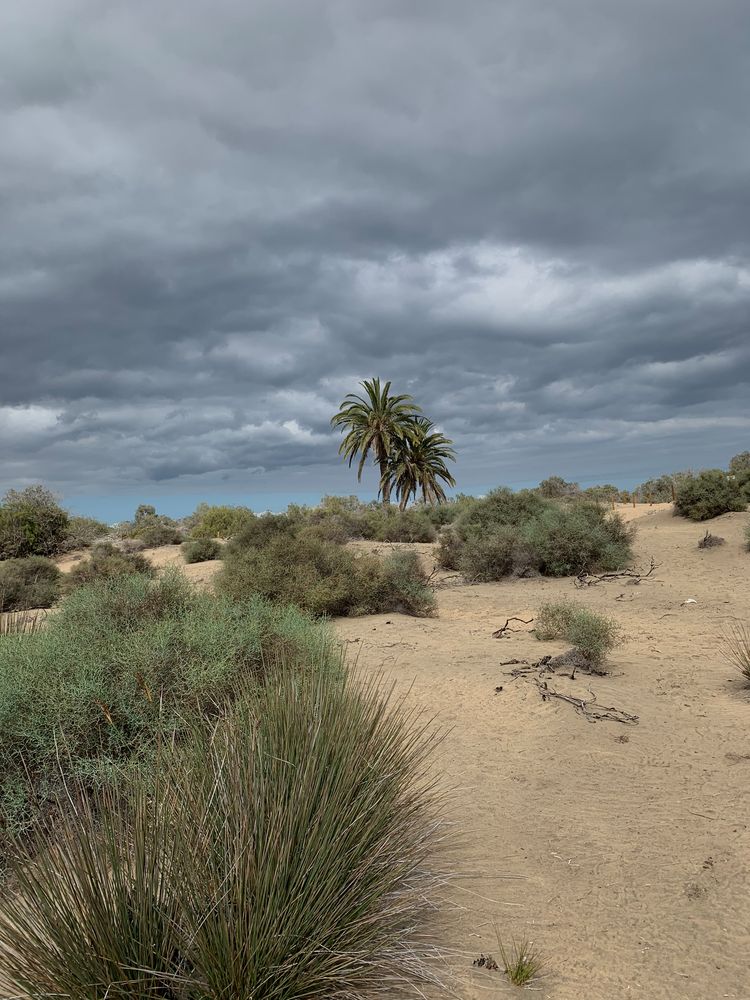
224, 512, 298, 555
60, 515, 111, 551
442, 490, 633, 581
66, 542, 155, 589
520, 503, 632, 576
218, 534, 434, 618
457, 527, 528, 582
673, 469, 746, 521
118, 504, 182, 547
0, 557, 61, 612
0, 485, 70, 559
362, 506, 437, 543
0, 570, 339, 842
534, 600, 621, 670
0, 664, 445, 1000
187, 502, 255, 539
182, 537, 222, 563
538, 476, 579, 498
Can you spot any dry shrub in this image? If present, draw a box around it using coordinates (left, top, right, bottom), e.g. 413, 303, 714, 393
0, 557, 61, 612
0, 667, 447, 1000
698, 531, 725, 549
218, 534, 434, 618
66, 542, 154, 589
182, 537, 222, 563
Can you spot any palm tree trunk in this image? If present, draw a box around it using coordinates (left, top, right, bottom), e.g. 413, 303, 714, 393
379, 456, 391, 506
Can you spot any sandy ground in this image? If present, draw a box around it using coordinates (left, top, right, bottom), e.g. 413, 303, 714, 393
16, 505, 750, 998
338, 506, 750, 999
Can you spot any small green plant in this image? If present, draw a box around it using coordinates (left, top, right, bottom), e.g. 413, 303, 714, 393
722, 622, 750, 683
182, 537, 222, 563
66, 542, 154, 589
673, 470, 746, 521
535, 601, 621, 671
0, 557, 61, 612
497, 935, 544, 987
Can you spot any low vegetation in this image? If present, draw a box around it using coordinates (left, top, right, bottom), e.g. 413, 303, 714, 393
0, 556, 61, 612
0, 627, 445, 1000
0, 570, 340, 848
497, 937, 544, 988
534, 600, 621, 671
66, 541, 155, 588
673, 469, 746, 521
219, 526, 435, 617
182, 536, 222, 562
60, 515, 111, 551
438, 488, 633, 581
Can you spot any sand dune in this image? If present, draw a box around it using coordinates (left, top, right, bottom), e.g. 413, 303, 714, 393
45, 506, 750, 997
339, 508, 750, 999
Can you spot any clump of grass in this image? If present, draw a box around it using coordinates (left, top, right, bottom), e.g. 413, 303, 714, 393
497, 936, 544, 987
0, 664, 447, 1000
0, 556, 61, 612
534, 600, 621, 671
698, 530, 725, 548
723, 622, 750, 683
182, 537, 222, 563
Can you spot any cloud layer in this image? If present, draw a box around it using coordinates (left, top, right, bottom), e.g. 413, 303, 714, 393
2, 0, 749, 512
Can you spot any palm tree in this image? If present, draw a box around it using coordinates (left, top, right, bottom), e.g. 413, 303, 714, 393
330, 378, 421, 505
390, 417, 457, 510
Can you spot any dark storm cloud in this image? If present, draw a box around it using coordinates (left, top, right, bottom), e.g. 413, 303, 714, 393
1, 0, 749, 505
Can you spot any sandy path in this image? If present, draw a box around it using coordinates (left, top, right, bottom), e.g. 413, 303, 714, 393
337, 509, 750, 999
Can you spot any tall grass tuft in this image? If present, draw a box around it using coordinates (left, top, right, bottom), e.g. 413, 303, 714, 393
0, 665, 448, 1000
497, 936, 544, 987
723, 622, 750, 683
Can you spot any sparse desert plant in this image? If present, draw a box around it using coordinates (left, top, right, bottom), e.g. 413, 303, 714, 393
118, 504, 182, 547
182, 537, 222, 563
0, 557, 61, 612
698, 530, 726, 549
0, 664, 447, 1000
0, 485, 70, 559
535, 601, 621, 671
497, 935, 544, 987
66, 541, 154, 589
673, 470, 746, 521
722, 622, 750, 683
435, 526, 463, 570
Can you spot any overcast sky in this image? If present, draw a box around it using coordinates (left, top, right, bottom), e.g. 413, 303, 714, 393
1, 0, 749, 519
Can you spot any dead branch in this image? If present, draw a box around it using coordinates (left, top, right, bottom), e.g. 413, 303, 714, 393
492, 617, 534, 638
534, 679, 639, 725
574, 556, 658, 588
